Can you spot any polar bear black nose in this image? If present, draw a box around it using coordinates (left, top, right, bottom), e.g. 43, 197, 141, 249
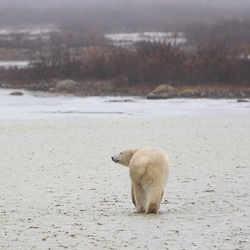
111, 157, 119, 162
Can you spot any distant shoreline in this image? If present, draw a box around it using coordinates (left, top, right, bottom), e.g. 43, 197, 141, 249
1, 82, 250, 100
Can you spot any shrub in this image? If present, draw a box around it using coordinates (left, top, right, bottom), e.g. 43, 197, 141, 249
2, 37, 250, 89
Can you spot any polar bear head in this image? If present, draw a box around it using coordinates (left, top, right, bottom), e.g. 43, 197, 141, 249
111, 149, 139, 167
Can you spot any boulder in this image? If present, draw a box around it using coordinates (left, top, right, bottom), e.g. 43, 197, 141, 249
151, 84, 175, 94
10, 91, 23, 96
237, 99, 249, 103
55, 79, 77, 92
147, 84, 176, 99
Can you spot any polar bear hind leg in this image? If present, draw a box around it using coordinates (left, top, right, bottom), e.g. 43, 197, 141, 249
131, 184, 136, 207
145, 185, 163, 214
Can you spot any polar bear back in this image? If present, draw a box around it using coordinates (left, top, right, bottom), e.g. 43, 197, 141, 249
129, 147, 170, 187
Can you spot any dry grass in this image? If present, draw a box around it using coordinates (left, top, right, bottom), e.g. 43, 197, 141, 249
1, 17, 250, 92
2, 40, 249, 91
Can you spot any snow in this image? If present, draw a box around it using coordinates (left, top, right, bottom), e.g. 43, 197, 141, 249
0, 61, 30, 69
0, 108, 249, 249
105, 32, 186, 47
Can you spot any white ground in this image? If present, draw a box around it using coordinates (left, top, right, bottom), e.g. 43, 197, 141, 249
0, 113, 249, 249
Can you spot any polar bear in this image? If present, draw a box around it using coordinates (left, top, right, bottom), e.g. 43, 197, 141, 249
111, 147, 170, 214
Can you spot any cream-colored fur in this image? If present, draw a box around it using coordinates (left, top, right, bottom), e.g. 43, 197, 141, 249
111, 147, 170, 214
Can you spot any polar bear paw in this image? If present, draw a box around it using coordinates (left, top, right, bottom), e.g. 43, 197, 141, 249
145, 203, 159, 214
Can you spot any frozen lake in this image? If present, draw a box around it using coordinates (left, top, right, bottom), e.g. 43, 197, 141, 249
0, 88, 249, 120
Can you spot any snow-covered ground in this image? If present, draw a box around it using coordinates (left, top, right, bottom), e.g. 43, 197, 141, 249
0, 61, 30, 69
105, 32, 186, 48
0, 27, 59, 41
0, 89, 250, 249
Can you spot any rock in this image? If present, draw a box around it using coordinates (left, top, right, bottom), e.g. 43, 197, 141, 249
151, 84, 175, 94
147, 84, 176, 99
48, 87, 57, 93
178, 91, 195, 98
147, 93, 178, 99
237, 99, 249, 103
10, 91, 23, 96
147, 92, 161, 99
55, 79, 77, 92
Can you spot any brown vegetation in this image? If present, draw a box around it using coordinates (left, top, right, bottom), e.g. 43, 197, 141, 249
0, 3, 250, 94
2, 37, 250, 91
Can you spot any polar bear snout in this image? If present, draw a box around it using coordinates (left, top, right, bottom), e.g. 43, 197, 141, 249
111, 152, 123, 163
111, 155, 119, 163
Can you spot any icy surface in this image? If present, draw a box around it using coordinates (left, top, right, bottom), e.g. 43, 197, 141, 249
0, 88, 249, 120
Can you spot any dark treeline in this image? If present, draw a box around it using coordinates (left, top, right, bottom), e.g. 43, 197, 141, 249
3, 38, 250, 88
0, 1, 250, 88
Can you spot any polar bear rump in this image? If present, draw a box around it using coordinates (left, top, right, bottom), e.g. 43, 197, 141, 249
111, 147, 170, 214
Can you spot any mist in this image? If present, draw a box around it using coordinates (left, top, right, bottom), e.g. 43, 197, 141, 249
0, 0, 250, 8
0, 0, 250, 34
1, 0, 250, 11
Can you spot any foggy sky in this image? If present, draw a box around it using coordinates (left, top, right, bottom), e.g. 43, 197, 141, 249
0, 0, 250, 9
0, 0, 249, 33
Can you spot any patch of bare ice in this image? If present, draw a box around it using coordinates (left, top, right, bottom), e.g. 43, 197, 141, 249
0, 88, 249, 120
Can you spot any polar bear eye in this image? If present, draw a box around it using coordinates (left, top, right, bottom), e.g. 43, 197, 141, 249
120, 152, 122, 155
